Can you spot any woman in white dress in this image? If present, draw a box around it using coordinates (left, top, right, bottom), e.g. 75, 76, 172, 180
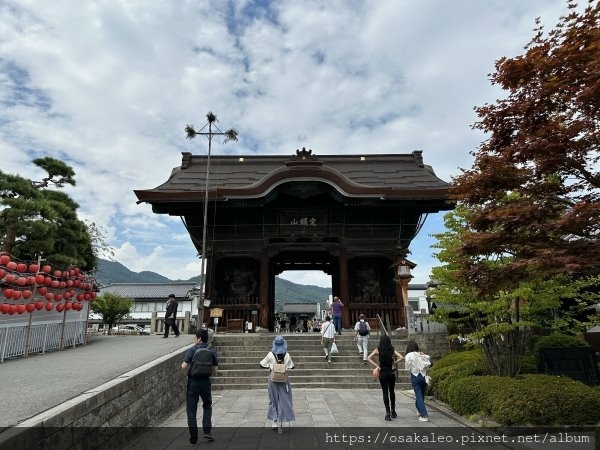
259, 335, 295, 433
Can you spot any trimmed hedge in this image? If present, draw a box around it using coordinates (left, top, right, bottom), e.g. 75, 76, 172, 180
431, 349, 600, 426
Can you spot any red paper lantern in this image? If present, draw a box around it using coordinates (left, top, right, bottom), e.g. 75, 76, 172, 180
3, 289, 13, 299
76, 294, 84, 301
0, 255, 10, 266
5, 274, 16, 284
0, 303, 9, 314
0, 269, 5, 279
34, 300, 44, 310
64, 302, 73, 310
56, 303, 64, 313
42, 265, 51, 273
16, 304, 26, 314
36, 274, 45, 284
22, 289, 32, 299
50, 280, 59, 288
29, 264, 39, 273
66, 280, 73, 287
44, 292, 53, 301
11, 290, 21, 300
25, 303, 35, 313
7, 261, 17, 270
53, 270, 62, 278
16, 263, 27, 273
27, 276, 36, 285
45, 302, 54, 311
38, 286, 48, 295
8, 304, 17, 314
90, 292, 97, 299
16, 277, 27, 286
53, 293, 62, 302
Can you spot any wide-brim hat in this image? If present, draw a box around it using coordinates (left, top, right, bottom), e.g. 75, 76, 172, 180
271, 335, 288, 355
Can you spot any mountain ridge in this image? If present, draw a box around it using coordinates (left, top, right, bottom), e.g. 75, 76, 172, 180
96, 258, 331, 303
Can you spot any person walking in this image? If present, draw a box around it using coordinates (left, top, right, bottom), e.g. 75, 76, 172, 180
181, 329, 219, 444
259, 336, 295, 434
162, 294, 180, 338
320, 315, 336, 364
404, 340, 431, 422
367, 334, 404, 421
353, 314, 371, 364
331, 296, 344, 335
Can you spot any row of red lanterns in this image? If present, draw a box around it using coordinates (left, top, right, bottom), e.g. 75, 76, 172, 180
0, 301, 86, 314
2, 288, 97, 301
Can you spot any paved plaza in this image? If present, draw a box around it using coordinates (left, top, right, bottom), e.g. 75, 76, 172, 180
0, 334, 595, 450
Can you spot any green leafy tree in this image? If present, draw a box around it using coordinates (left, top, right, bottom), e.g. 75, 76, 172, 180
0, 157, 95, 269
431, 206, 600, 376
90, 292, 134, 334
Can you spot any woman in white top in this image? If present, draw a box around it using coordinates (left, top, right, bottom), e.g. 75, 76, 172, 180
260, 336, 295, 433
404, 340, 431, 422
320, 315, 336, 364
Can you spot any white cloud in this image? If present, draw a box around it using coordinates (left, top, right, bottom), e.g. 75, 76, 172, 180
0, 0, 571, 287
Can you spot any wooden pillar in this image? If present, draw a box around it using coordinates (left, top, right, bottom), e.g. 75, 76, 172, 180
338, 249, 350, 330
395, 276, 411, 329
259, 250, 269, 329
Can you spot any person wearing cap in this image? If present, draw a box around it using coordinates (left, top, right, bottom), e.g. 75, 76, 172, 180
259, 336, 295, 433
162, 294, 180, 338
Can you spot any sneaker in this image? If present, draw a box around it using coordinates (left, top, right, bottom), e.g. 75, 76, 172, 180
203, 433, 215, 441
384, 413, 391, 421
189, 437, 198, 445
363, 360, 367, 365
272, 421, 278, 430
418, 417, 429, 422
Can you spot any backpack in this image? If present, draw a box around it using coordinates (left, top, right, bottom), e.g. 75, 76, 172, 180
269, 353, 288, 383
189, 347, 213, 377
358, 321, 369, 336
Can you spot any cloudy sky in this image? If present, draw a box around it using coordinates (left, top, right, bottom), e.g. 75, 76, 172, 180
1, 0, 571, 287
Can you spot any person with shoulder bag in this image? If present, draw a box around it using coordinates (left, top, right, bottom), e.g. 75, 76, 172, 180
259, 336, 295, 434
320, 316, 336, 364
367, 334, 404, 421
404, 340, 432, 422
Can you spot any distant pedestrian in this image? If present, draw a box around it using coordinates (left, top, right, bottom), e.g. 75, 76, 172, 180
162, 294, 180, 338
367, 334, 404, 421
181, 329, 219, 444
260, 336, 295, 434
331, 296, 344, 335
404, 340, 431, 422
320, 315, 336, 364
353, 314, 371, 364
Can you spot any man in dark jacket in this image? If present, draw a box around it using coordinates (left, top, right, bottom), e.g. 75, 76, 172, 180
181, 329, 218, 443
162, 293, 180, 338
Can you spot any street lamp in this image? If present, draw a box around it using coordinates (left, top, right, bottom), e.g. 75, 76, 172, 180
185, 112, 238, 327
391, 256, 416, 329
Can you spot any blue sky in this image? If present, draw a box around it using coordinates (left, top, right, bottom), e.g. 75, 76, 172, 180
0, 0, 571, 287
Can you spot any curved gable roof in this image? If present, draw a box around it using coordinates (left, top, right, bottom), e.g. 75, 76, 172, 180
134, 150, 451, 204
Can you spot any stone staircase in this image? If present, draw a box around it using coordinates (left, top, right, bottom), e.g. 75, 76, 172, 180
210, 331, 411, 390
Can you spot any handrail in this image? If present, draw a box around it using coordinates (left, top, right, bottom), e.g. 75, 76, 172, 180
375, 313, 388, 336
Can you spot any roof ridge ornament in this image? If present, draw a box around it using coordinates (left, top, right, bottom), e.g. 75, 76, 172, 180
292, 147, 316, 160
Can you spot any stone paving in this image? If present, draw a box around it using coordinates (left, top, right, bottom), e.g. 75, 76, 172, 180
124, 388, 595, 450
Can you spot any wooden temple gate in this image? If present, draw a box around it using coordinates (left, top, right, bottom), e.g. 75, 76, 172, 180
135, 149, 451, 331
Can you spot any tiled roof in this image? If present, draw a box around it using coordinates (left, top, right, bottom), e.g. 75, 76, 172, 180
134, 151, 451, 203
99, 282, 198, 300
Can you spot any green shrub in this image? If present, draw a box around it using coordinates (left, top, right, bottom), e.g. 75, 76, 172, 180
444, 376, 512, 417
428, 349, 489, 403
489, 374, 600, 426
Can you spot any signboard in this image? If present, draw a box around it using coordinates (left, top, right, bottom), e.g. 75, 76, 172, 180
210, 308, 223, 318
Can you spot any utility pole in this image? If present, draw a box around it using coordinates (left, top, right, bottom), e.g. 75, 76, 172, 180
185, 112, 238, 329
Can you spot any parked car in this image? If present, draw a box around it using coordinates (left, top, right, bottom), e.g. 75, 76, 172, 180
111, 324, 150, 335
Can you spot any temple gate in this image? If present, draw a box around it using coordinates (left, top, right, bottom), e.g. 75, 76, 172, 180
135, 149, 451, 331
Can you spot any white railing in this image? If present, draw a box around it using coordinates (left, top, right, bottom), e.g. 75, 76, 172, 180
0, 320, 87, 362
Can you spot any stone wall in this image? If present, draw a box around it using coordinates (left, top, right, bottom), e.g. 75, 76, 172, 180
409, 332, 450, 360
0, 348, 187, 450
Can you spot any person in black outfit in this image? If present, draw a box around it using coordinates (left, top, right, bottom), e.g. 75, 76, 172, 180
162, 294, 180, 338
367, 334, 404, 421
181, 329, 218, 444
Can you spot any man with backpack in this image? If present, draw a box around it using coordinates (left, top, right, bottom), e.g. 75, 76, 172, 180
353, 314, 371, 364
181, 329, 218, 444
